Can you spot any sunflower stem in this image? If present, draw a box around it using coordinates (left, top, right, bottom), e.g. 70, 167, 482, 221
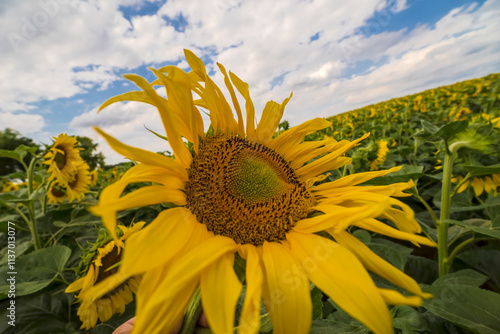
412, 189, 438, 226
437, 150, 455, 277
180, 287, 202, 334
27, 203, 42, 250
26, 156, 42, 250
446, 237, 476, 270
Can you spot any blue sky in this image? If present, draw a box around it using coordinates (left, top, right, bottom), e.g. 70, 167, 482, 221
1, 0, 499, 163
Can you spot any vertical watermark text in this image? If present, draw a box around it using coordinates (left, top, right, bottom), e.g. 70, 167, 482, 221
6, 222, 16, 327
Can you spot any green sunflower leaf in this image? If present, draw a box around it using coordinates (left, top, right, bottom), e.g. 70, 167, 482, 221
431, 269, 488, 288
14, 145, 37, 159
310, 319, 368, 333
418, 120, 439, 137
368, 238, 412, 271
445, 219, 500, 239
462, 163, 500, 177
0, 171, 27, 180
392, 305, 428, 333
433, 120, 469, 141
311, 286, 323, 320
0, 245, 71, 297
421, 270, 500, 334
0, 149, 23, 163
457, 249, 500, 289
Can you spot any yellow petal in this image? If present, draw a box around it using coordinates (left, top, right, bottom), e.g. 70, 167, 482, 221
294, 202, 389, 234
125, 73, 193, 167
261, 241, 312, 334
65, 276, 85, 293
382, 200, 420, 234
136, 223, 210, 307
457, 180, 470, 193
157, 235, 238, 300
289, 138, 350, 171
134, 235, 238, 332
134, 263, 199, 333
217, 62, 245, 136
93, 185, 186, 215
287, 232, 393, 334
471, 178, 484, 196
333, 230, 432, 298
484, 176, 494, 193
378, 288, 424, 307
184, 49, 208, 80
81, 265, 97, 293
296, 133, 369, 181
183, 51, 238, 135
255, 93, 292, 145
355, 218, 436, 247
98, 91, 154, 112
147, 69, 196, 165
298, 157, 352, 183
313, 166, 402, 191
314, 182, 412, 198
120, 207, 197, 277
238, 245, 264, 334
229, 71, 256, 140
152, 66, 203, 151
97, 298, 113, 322
201, 252, 242, 334
206, 76, 239, 134
313, 190, 398, 209
269, 118, 331, 157
492, 174, 500, 185
93, 127, 187, 179
80, 271, 129, 306
286, 139, 334, 169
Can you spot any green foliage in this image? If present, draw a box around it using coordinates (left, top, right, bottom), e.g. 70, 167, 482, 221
76, 136, 105, 170
0, 246, 71, 298
0, 128, 40, 176
422, 270, 500, 334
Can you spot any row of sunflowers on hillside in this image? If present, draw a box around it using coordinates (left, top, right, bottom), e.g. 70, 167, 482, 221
324, 73, 500, 140
305, 73, 500, 198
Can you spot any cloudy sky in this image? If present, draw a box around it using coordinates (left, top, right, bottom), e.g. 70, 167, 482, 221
1, 0, 499, 164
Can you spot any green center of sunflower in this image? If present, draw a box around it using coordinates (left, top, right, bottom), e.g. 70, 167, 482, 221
232, 155, 289, 202
186, 134, 315, 245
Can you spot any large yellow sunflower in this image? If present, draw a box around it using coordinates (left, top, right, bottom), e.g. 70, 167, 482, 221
84, 50, 435, 334
66, 222, 144, 330
43, 133, 84, 186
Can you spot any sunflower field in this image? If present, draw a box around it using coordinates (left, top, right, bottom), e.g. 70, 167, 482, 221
1, 52, 499, 334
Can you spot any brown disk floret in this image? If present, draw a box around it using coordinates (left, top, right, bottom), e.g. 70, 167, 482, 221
186, 134, 315, 245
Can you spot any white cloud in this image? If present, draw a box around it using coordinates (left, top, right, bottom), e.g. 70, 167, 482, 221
0, 112, 45, 133
1, 0, 499, 163
69, 100, 174, 164
389, 0, 408, 13
0, 0, 184, 114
